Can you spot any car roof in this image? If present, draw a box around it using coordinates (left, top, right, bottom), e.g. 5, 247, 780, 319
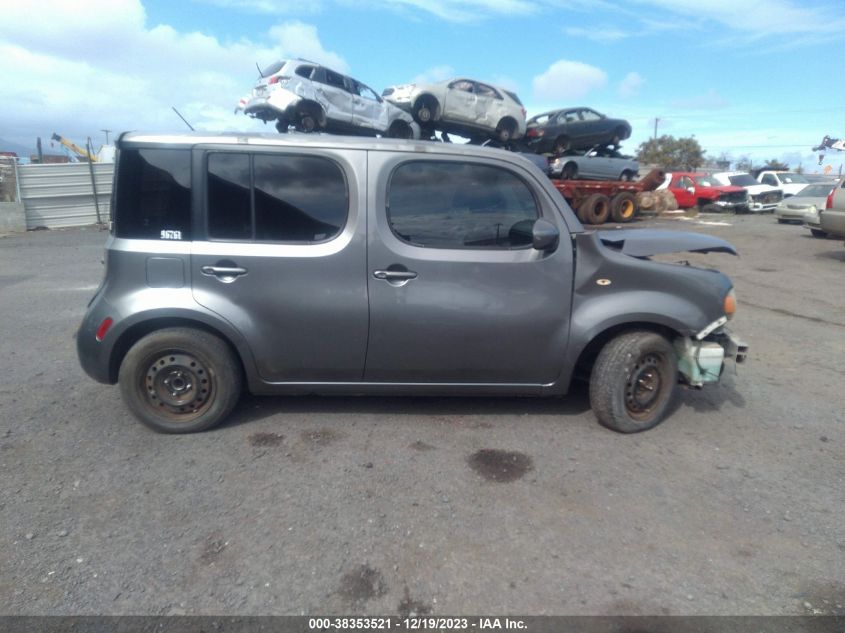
118, 131, 529, 161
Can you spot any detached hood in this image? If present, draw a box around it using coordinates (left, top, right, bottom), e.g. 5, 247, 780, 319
598, 229, 738, 257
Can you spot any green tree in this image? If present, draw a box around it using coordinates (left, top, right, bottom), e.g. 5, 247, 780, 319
636, 135, 705, 170
735, 156, 753, 171
762, 158, 789, 170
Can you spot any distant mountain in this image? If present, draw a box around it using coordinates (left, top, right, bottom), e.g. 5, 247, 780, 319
0, 137, 36, 157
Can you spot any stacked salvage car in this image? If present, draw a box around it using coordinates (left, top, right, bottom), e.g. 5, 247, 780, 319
236, 59, 634, 169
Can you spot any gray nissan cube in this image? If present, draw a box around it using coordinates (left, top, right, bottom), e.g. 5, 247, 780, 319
77, 132, 747, 434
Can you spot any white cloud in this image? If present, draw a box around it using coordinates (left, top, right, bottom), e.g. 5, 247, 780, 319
618, 72, 644, 98
410, 65, 455, 85
365, 0, 537, 22
670, 90, 729, 110
0, 1, 347, 146
564, 26, 630, 42
197, 0, 323, 13
532, 60, 607, 102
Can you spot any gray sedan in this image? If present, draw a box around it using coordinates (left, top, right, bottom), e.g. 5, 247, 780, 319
549, 147, 639, 181
774, 182, 834, 227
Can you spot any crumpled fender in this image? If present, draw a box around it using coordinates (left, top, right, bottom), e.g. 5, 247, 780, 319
598, 229, 738, 257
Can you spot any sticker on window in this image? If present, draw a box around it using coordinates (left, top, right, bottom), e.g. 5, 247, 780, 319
160, 230, 183, 240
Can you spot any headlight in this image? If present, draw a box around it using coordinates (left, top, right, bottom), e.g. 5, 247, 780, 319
724, 288, 737, 320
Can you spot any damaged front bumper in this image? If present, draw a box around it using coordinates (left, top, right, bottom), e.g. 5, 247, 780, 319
675, 327, 748, 387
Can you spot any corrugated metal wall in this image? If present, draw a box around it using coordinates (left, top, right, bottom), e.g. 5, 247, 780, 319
18, 163, 113, 229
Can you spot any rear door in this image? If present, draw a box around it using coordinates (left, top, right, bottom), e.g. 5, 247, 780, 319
191, 146, 368, 383
312, 67, 353, 128
364, 152, 573, 384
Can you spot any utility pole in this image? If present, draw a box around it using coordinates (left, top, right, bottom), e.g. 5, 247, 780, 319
101, 129, 112, 145
653, 117, 659, 140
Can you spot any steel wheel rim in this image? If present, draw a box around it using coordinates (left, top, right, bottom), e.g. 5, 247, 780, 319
625, 353, 667, 420
620, 199, 635, 218
144, 352, 213, 422
418, 106, 431, 123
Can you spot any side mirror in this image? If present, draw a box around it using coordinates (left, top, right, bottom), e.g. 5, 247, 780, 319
532, 218, 560, 251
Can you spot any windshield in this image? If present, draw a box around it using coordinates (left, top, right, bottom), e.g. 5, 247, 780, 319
727, 174, 759, 186
695, 175, 720, 187
260, 61, 286, 77
796, 184, 833, 197
778, 172, 809, 184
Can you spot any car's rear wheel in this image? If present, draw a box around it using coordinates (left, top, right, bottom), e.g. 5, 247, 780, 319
577, 193, 611, 225
119, 328, 242, 434
554, 136, 570, 155
496, 119, 516, 144
561, 162, 578, 180
296, 107, 318, 133
810, 228, 828, 238
589, 331, 678, 433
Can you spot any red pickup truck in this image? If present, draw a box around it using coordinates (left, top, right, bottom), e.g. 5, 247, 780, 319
661, 172, 749, 212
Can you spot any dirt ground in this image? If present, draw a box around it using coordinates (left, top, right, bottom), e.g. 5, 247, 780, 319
0, 214, 842, 616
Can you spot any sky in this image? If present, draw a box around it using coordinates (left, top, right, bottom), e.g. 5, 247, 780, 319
1, 0, 845, 173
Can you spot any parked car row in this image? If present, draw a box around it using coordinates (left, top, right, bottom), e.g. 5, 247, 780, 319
236, 59, 632, 153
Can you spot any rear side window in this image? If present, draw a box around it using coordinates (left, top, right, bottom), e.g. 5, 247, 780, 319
207, 153, 347, 243
387, 161, 539, 249
114, 148, 191, 240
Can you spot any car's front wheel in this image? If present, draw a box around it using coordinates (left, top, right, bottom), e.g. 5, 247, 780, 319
119, 328, 242, 433
589, 331, 678, 433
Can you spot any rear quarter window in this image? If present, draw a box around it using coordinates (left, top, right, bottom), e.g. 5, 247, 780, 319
114, 148, 191, 240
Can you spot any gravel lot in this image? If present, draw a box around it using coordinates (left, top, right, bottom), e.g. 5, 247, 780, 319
0, 214, 843, 616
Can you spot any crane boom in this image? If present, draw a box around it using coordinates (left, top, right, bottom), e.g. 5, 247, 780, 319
51, 133, 98, 162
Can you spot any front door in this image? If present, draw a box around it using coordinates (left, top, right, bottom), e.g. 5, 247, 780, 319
364, 153, 573, 384
191, 147, 369, 383
670, 175, 696, 207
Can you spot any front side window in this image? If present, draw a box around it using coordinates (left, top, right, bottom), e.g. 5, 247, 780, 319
206, 152, 347, 243
387, 161, 539, 249
114, 148, 191, 240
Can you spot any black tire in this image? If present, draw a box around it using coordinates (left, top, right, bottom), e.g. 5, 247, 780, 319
414, 98, 437, 125
776, 218, 787, 224
578, 193, 611, 225
496, 119, 516, 143
589, 331, 678, 433
554, 136, 570, 155
610, 192, 637, 223
119, 327, 242, 434
387, 120, 413, 139
700, 203, 723, 214
620, 170, 635, 182
296, 108, 317, 133
274, 119, 289, 134
561, 162, 578, 180
810, 228, 828, 238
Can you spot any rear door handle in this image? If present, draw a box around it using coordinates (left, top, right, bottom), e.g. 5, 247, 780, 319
373, 269, 417, 281
201, 265, 248, 282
